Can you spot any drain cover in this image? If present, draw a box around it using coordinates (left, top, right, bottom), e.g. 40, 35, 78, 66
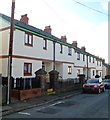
37, 108, 60, 114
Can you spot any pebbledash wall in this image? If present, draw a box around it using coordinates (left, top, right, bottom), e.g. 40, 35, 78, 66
0, 13, 105, 79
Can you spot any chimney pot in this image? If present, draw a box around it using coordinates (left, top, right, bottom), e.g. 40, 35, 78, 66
20, 14, 29, 24
61, 35, 67, 42
44, 26, 52, 34
81, 46, 86, 51
72, 41, 77, 47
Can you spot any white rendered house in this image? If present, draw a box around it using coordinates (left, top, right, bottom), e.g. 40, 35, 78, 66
0, 13, 105, 80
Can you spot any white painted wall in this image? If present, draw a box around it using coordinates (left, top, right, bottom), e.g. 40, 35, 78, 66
13, 30, 53, 60
0, 18, 10, 29
12, 58, 42, 78
0, 17, 106, 79
62, 63, 76, 79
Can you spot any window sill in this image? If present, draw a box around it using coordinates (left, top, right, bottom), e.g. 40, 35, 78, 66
24, 73, 32, 76
68, 54, 72, 56
43, 47, 47, 50
25, 44, 33, 47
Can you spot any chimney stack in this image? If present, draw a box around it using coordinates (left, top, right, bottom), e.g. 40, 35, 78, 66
44, 26, 52, 34
72, 41, 77, 47
61, 35, 67, 42
81, 46, 86, 51
20, 14, 29, 24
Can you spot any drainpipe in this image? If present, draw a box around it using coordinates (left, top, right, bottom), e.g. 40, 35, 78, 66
7, 0, 15, 104
53, 41, 56, 70
87, 54, 89, 80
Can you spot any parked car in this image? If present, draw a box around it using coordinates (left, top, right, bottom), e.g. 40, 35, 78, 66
103, 79, 110, 89
83, 78, 105, 94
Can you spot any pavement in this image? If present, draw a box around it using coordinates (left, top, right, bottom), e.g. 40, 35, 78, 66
1, 89, 82, 117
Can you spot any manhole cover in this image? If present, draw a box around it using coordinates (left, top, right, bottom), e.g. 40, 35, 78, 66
55, 101, 75, 107
37, 108, 60, 114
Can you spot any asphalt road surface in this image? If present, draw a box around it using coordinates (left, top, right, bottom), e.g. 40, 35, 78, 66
3, 89, 110, 119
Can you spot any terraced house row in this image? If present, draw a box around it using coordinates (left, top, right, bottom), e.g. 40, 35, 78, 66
0, 13, 106, 80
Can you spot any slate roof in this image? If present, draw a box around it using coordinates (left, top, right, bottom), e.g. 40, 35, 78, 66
0, 13, 102, 60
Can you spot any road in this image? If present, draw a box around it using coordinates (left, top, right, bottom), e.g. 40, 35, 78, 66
3, 90, 110, 119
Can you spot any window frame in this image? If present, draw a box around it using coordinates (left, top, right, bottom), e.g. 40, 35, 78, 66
83, 54, 85, 61
24, 63, 32, 76
93, 70, 95, 76
68, 66, 72, 74
89, 56, 91, 62
43, 38, 47, 50
77, 52, 80, 60
93, 58, 95, 63
68, 47, 72, 56
60, 44, 63, 54
24, 32, 33, 47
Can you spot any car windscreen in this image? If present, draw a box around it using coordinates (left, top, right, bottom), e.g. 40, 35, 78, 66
87, 79, 99, 83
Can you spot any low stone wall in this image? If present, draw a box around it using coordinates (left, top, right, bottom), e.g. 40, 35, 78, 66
11, 88, 42, 101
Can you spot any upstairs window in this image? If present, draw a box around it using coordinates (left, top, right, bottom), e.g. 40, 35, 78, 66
93, 58, 95, 63
43, 38, 47, 50
100, 61, 101, 66
83, 54, 85, 61
68, 47, 72, 55
93, 70, 95, 76
60, 44, 63, 54
89, 56, 91, 62
77, 52, 80, 60
68, 66, 72, 74
25, 32, 33, 46
97, 60, 98, 66
24, 63, 32, 76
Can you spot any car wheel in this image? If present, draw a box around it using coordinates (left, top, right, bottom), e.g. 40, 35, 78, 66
98, 88, 101, 94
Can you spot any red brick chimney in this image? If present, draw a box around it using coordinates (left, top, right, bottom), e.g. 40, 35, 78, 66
72, 41, 77, 47
20, 14, 29, 24
61, 35, 67, 42
44, 26, 52, 34
81, 46, 86, 51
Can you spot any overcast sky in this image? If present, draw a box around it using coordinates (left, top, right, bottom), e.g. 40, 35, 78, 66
1, 0, 109, 62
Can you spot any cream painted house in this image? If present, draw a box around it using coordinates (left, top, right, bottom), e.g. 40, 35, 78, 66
0, 13, 105, 80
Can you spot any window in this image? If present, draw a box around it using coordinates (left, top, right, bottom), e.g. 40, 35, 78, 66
43, 38, 47, 50
77, 69, 80, 76
42, 62, 45, 70
83, 54, 85, 61
25, 32, 33, 46
93, 58, 95, 63
100, 72, 102, 77
68, 66, 72, 74
100, 61, 101, 66
93, 70, 95, 76
60, 44, 63, 53
97, 60, 98, 66
89, 56, 91, 62
24, 63, 32, 76
77, 52, 80, 60
68, 47, 72, 55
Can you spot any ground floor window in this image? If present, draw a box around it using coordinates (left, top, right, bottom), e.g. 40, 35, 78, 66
24, 63, 32, 76
93, 70, 95, 76
77, 69, 80, 76
68, 66, 72, 74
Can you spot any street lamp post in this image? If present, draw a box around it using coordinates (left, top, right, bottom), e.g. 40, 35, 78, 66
7, 0, 15, 104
